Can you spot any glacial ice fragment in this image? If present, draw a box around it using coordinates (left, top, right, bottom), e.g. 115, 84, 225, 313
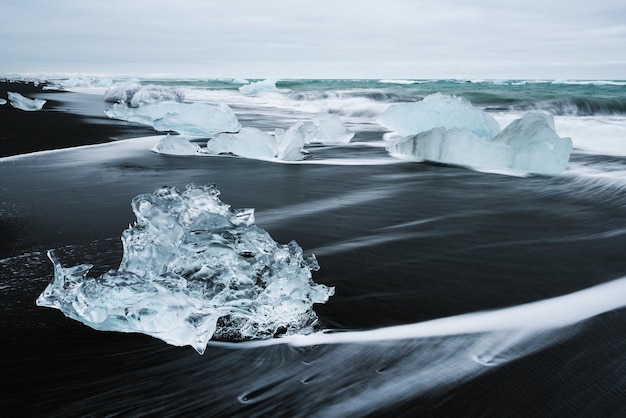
130, 85, 185, 107
303, 113, 355, 144
104, 83, 185, 107
104, 82, 142, 103
204, 126, 307, 161
206, 127, 279, 160
491, 112, 573, 175
386, 112, 572, 175
378, 93, 500, 138
105, 101, 242, 136
7, 92, 46, 111
153, 135, 201, 155
0, 98, 6, 105
36, 184, 334, 354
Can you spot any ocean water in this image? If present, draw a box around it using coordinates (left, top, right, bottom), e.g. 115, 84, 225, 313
1, 78, 626, 417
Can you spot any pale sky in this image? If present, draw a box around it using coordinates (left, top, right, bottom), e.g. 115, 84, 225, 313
1, 0, 625, 79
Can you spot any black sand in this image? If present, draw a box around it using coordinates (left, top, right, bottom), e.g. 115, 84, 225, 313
0, 81, 157, 158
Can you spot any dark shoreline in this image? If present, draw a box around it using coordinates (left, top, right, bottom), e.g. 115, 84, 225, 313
0, 81, 157, 158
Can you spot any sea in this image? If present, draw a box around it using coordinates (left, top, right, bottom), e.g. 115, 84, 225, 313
1, 77, 625, 417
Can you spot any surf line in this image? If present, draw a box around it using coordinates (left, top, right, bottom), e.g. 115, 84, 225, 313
210, 276, 626, 349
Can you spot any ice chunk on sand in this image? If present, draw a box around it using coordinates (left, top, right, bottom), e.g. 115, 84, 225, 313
378, 93, 500, 139
202, 114, 352, 161
153, 135, 201, 155
275, 122, 308, 160
205, 125, 307, 161
104, 82, 142, 103
386, 112, 572, 175
105, 101, 242, 136
0, 98, 6, 105
7, 92, 46, 111
130, 85, 185, 107
36, 184, 334, 354
206, 127, 279, 160
305, 113, 355, 144
239, 79, 288, 95
104, 83, 185, 107
491, 112, 573, 174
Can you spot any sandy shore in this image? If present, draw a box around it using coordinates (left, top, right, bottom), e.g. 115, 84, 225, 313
0, 81, 156, 158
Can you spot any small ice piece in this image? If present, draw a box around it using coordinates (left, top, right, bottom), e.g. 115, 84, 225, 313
378, 93, 500, 139
239, 79, 288, 95
153, 135, 201, 155
36, 184, 334, 354
105, 101, 242, 136
386, 112, 572, 175
7, 92, 46, 111
206, 127, 279, 160
0, 98, 6, 105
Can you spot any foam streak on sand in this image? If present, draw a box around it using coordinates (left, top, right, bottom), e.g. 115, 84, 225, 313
221, 276, 626, 349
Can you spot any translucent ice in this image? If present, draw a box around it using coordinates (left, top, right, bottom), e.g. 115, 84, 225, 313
7, 92, 46, 111
206, 127, 279, 160
205, 126, 306, 161
386, 112, 572, 175
105, 101, 242, 136
490, 112, 573, 174
303, 113, 355, 144
104, 83, 185, 107
36, 184, 334, 354
153, 135, 201, 155
0, 98, 6, 105
129, 85, 185, 107
378, 93, 500, 138
104, 82, 142, 104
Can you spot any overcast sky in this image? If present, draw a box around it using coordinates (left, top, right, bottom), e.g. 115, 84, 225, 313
1, 0, 625, 79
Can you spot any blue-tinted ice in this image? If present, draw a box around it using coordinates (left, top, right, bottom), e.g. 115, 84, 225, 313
36, 185, 334, 354
7, 92, 46, 111
381, 94, 573, 175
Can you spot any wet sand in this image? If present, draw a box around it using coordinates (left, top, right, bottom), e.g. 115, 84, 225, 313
0, 81, 156, 157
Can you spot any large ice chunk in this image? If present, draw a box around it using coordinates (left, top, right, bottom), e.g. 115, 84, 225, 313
491, 112, 573, 174
105, 101, 242, 136
386, 112, 572, 175
378, 93, 500, 138
36, 184, 334, 354
7, 92, 46, 111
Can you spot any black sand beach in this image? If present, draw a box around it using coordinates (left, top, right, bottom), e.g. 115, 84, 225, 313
0, 81, 156, 157
1, 80, 625, 417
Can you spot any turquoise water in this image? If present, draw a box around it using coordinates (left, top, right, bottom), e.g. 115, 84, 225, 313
140, 78, 626, 115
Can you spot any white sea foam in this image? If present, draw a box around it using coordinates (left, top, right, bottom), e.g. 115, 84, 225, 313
216, 275, 626, 349
378, 79, 420, 85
